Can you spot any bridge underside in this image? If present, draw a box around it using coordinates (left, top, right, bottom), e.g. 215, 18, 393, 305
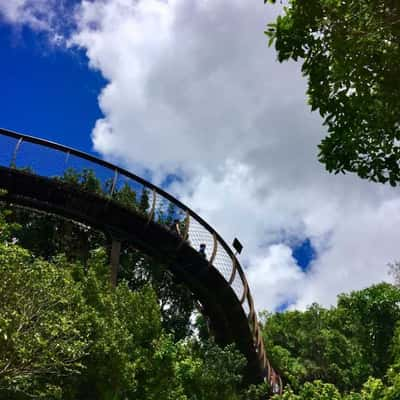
0, 166, 264, 384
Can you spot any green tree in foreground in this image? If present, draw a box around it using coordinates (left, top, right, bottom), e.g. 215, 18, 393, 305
0, 243, 89, 398
0, 213, 250, 399
266, 0, 400, 185
0, 240, 167, 399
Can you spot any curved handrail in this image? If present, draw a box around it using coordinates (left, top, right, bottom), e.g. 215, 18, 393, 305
0, 128, 243, 262
0, 127, 282, 394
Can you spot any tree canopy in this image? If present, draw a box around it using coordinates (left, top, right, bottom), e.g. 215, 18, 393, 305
262, 283, 400, 399
266, 0, 400, 185
0, 217, 250, 399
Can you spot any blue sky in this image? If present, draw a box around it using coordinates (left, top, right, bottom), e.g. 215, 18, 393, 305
292, 239, 315, 272
0, 0, 397, 312
0, 23, 104, 152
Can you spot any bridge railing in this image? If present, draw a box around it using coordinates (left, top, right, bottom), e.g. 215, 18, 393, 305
0, 128, 282, 394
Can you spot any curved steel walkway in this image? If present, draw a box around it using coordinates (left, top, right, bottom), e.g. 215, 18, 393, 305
0, 128, 282, 395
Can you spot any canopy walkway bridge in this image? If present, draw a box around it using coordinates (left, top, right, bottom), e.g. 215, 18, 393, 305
0, 128, 282, 395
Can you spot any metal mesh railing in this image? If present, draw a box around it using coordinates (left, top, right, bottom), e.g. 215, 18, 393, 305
187, 218, 215, 260
213, 245, 234, 282
0, 127, 282, 394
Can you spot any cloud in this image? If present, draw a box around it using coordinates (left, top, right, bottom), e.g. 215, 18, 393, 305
4, 0, 400, 311
0, 0, 70, 44
0, 0, 52, 29
247, 244, 306, 312
71, 0, 302, 178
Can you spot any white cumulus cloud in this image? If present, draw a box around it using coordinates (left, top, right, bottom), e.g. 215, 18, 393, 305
0, 0, 70, 44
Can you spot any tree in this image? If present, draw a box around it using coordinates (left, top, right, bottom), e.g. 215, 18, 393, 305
172, 340, 246, 400
334, 283, 400, 377
60, 168, 102, 194
0, 243, 90, 399
272, 379, 386, 400
139, 187, 150, 214
261, 304, 370, 392
6, 205, 106, 263
118, 246, 196, 340
266, 0, 400, 185
262, 283, 400, 394
112, 182, 138, 210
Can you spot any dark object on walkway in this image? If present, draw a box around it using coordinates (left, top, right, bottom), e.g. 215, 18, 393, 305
169, 218, 181, 237
199, 243, 206, 258
232, 238, 243, 255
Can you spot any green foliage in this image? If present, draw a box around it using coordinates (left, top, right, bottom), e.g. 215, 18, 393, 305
0, 243, 89, 398
271, 376, 398, 400
0, 211, 248, 399
61, 168, 102, 193
334, 284, 400, 377
70, 251, 166, 399
139, 187, 150, 214
359, 378, 386, 400
244, 382, 271, 400
118, 246, 196, 341
262, 303, 370, 392
266, 0, 400, 185
112, 182, 137, 209
0, 205, 20, 243
262, 283, 400, 399
0, 239, 248, 399
171, 340, 246, 400
6, 205, 105, 263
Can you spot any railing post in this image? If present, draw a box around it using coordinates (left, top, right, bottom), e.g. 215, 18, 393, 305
228, 257, 237, 285
10, 137, 23, 168
183, 210, 190, 241
110, 169, 119, 196
178, 211, 191, 249
64, 151, 70, 173
266, 359, 271, 382
209, 232, 218, 265
278, 375, 283, 395
240, 278, 249, 304
147, 189, 156, 223
110, 239, 121, 288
